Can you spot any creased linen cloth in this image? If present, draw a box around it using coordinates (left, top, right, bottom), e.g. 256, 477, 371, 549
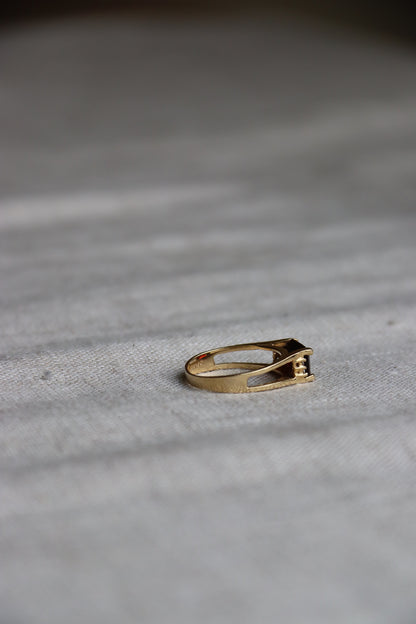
1, 16, 416, 624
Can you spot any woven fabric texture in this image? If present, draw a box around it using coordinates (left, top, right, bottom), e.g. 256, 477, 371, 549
1, 17, 416, 624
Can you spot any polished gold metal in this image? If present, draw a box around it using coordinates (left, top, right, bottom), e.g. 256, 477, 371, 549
185, 338, 314, 393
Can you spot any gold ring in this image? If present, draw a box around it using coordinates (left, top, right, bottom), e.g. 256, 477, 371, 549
185, 338, 314, 393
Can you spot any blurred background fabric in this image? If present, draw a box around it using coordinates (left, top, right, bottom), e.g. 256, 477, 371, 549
1, 7, 416, 624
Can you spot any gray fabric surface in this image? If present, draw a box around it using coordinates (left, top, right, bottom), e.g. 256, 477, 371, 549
1, 16, 416, 624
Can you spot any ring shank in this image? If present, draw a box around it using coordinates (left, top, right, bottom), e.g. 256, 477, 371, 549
185, 339, 314, 393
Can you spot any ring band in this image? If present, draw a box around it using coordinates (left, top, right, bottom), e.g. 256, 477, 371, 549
185, 338, 314, 393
